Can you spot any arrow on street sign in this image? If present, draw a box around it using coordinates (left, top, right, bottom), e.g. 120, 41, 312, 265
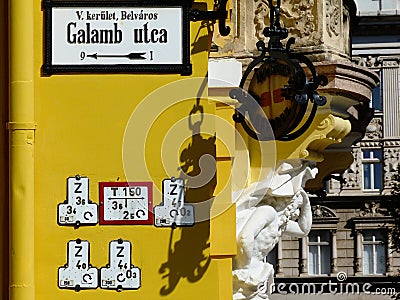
87, 52, 146, 60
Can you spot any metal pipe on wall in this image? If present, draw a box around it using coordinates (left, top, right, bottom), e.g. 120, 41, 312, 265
8, 0, 36, 298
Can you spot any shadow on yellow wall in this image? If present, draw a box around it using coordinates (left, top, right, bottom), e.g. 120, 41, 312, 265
159, 81, 217, 295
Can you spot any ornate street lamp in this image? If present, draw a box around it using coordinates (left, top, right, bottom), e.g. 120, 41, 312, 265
230, 0, 328, 141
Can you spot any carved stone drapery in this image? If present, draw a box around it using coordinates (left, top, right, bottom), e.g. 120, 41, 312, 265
326, 0, 340, 38
311, 205, 339, 225
365, 117, 383, 140
384, 145, 400, 191
359, 202, 385, 217
353, 56, 383, 67
254, 0, 319, 45
312, 205, 336, 219
342, 148, 362, 190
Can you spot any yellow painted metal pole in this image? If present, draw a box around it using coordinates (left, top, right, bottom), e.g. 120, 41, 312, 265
8, 0, 35, 298
0, 1, 9, 298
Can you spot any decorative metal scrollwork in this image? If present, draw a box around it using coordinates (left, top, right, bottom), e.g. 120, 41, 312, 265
190, 0, 230, 36
230, 0, 327, 141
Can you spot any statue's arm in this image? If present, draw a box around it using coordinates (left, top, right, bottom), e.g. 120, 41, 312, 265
283, 190, 312, 237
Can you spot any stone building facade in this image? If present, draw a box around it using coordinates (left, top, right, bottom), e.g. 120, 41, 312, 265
209, 0, 400, 298
273, 0, 400, 298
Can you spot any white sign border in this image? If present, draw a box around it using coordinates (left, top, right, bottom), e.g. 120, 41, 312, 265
42, 0, 192, 75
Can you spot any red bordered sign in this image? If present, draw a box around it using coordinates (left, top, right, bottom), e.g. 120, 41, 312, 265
99, 182, 153, 225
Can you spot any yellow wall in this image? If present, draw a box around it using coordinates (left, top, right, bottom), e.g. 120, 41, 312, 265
5, 1, 359, 299
1, 0, 9, 298
4, 0, 366, 298
5, 0, 236, 299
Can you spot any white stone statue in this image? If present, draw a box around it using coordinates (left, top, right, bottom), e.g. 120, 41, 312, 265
233, 159, 318, 300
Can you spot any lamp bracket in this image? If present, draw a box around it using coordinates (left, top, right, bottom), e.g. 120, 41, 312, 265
231, 0, 328, 141
190, 0, 230, 36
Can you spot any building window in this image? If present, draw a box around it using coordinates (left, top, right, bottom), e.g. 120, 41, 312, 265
265, 244, 277, 267
363, 230, 386, 275
357, 0, 380, 12
308, 231, 331, 275
371, 71, 382, 112
358, 0, 398, 13
362, 149, 383, 191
